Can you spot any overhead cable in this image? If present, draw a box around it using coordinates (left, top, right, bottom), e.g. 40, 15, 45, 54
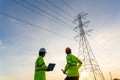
24, 0, 74, 28
13, 0, 61, 25
60, 0, 78, 13
34, 0, 72, 22
13, 0, 74, 28
0, 11, 73, 40
88, 36, 113, 56
44, 0, 74, 19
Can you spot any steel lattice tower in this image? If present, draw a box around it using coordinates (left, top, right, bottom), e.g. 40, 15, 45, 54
73, 12, 105, 80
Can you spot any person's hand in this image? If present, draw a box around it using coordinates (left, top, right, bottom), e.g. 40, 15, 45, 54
63, 70, 66, 74
46, 68, 50, 71
61, 69, 66, 74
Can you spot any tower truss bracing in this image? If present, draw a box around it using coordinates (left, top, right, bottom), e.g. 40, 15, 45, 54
73, 12, 105, 80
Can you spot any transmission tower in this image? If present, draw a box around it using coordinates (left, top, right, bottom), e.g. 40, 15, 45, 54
73, 12, 105, 80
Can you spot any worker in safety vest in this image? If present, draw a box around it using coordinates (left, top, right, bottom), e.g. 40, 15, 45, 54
34, 48, 50, 80
63, 47, 82, 80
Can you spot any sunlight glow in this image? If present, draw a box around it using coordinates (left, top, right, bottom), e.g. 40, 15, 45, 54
81, 71, 88, 77
80, 71, 89, 80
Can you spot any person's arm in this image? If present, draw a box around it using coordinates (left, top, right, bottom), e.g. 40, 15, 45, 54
35, 57, 47, 71
77, 59, 82, 69
63, 55, 71, 73
39, 58, 47, 70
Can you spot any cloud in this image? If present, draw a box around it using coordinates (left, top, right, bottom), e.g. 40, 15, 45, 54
0, 40, 2, 45
10, 18, 17, 22
0, 40, 6, 50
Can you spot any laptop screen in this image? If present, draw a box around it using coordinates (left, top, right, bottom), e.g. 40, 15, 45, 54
47, 63, 56, 71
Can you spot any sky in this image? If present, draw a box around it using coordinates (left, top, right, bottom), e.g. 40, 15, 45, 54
0, 0, 120, 80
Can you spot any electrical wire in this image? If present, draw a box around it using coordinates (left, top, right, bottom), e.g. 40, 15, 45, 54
88, 39, 113, 65
13, 0, 74, 29
44, 0, 74, 19
13, 0, 61, 25
0, 11, 73, 40
60, 0, 78, 13
23, 0, 74, 28
88, 35, 113, 56
34, 0, 72, 22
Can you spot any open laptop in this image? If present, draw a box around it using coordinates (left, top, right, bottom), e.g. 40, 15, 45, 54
47, 63, 56, 71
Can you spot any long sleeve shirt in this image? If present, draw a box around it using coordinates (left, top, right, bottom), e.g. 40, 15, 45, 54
34, 56, 47, 80
64, 53, 82, 77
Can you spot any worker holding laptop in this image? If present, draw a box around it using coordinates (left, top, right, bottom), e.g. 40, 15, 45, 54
34, 48, 55, 80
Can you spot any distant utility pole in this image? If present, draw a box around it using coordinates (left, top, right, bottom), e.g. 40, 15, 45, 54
109, 72, 112, 80
73, 12, 105, 80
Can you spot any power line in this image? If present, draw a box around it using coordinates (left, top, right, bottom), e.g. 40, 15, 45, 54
90, 31, 113, 56
44, 0, 74, 19
34, 0, 72, 22
88, 35, 113, 56
87, 36, 112, 61
60, 0, 78, 13
23, 0, 74, 28
12, 0, 61, 25
13, 0, 74, 29
0, 11, 73, 40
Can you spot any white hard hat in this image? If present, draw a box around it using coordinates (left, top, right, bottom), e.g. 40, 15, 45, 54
39, 48, 46, 53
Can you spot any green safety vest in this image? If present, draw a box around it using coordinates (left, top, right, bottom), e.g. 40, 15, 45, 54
34, 56, 47, 80
64, 53, 82, 77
